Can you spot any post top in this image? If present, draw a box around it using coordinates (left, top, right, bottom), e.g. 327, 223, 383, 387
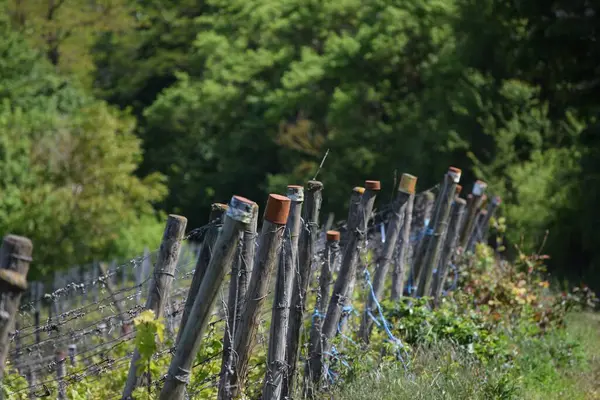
472, 180, 488, 196
264, 194, 291, 225
307, 180, 324, 191
399, 174, 417, 194
365, 180, 381, 191
326, 230, 341, 242
227, 195, 256, 224
286, 185, 305, 202
447, 166, 462, 183
167, 214, 188, 223
3, 234, 33, 249
211, 203, 229, 211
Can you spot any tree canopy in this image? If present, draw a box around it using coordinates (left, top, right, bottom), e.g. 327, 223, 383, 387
0, 14, 166, 278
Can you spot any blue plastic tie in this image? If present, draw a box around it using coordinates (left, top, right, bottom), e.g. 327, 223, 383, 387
363, 268, 408, 369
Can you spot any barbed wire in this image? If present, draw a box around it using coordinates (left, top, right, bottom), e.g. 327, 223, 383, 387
3, 181, 487, 399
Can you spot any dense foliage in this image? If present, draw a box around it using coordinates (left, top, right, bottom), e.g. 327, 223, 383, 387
0, 12, 165, 278
0, 0, 598, 286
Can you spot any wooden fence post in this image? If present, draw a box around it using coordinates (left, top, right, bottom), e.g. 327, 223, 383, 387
92, 262, 99, 303
237, 203, 260, 304
459, 193, 473, 238
467, 208, 488, 252
263, 186, 304, 400
56, 349, 67, 400
122, 214, 188, 399
68, 344, 77, 366
175, 203, 228, 345
337, 186, 364, 334
136, 248, 149, 305
480, 196, 501, 243
306, 230, 339, 394
459, 180, 487, 249
360, 174, 416, 341
283, 181, 323, 398
34, 282, 42, 347
161, 197, 255, 400
416, 167, 461, 298
408, 191, 435, 295
220, 195, 289, 400
219, 202, 259, 400
109, 260, 117, 288
391, 177, 416, 300
98, 262, 127, 326
0, 235, 33, 380
316, 181, 380, 387
432, 196, 467, 306
26, 364, 36, 400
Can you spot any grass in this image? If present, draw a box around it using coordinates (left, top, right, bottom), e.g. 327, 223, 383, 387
519, 312, 600, 400
328, 312, 600, 400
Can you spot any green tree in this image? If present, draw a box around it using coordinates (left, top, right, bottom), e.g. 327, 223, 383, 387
93, 0, 208, 114
142, 0, 467, 225
6, 0, 134, 86
0, 17, 166, 278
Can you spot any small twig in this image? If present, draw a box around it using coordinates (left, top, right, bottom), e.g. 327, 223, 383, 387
313, 148, 330, 180
537, 229, 549, 256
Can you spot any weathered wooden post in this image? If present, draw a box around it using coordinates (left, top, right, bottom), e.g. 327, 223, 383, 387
432, 196, 467, 306
219, 202, 259, 399
408, 191, 435, 295
176, 203, 228, 345
416, 167, 461, 298
26, 364, 36, 400
283, 181, 323, 398
306, 230, 339, 393
459, 193, 473, 237
360, 174, 416, 341
136, 248, 149, 305
337, 186, 364, 333
98, 262, 127, 325
480, 196, 501, 243
390, 177, 416, 300
467, 208, 488, 252
455, 185, 463, 199
0, 235, 33, 380
109, 260, 117, 288
219, 195, 288, 400
52, 271, 61, 319
459, 180, 487, 250
56, 349, 67, 400
122, 214, 188, 399
160, 197, 254, 400
13, 320, 21, 371
34, 282, 42, 347
122, 259, 128, 289
141, 246, 152, 299
92, 262, 100, 303
263, 186, 304, 400
68, 344, 77, 366
236, 203, 260, 308
316, 181, 380, 386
